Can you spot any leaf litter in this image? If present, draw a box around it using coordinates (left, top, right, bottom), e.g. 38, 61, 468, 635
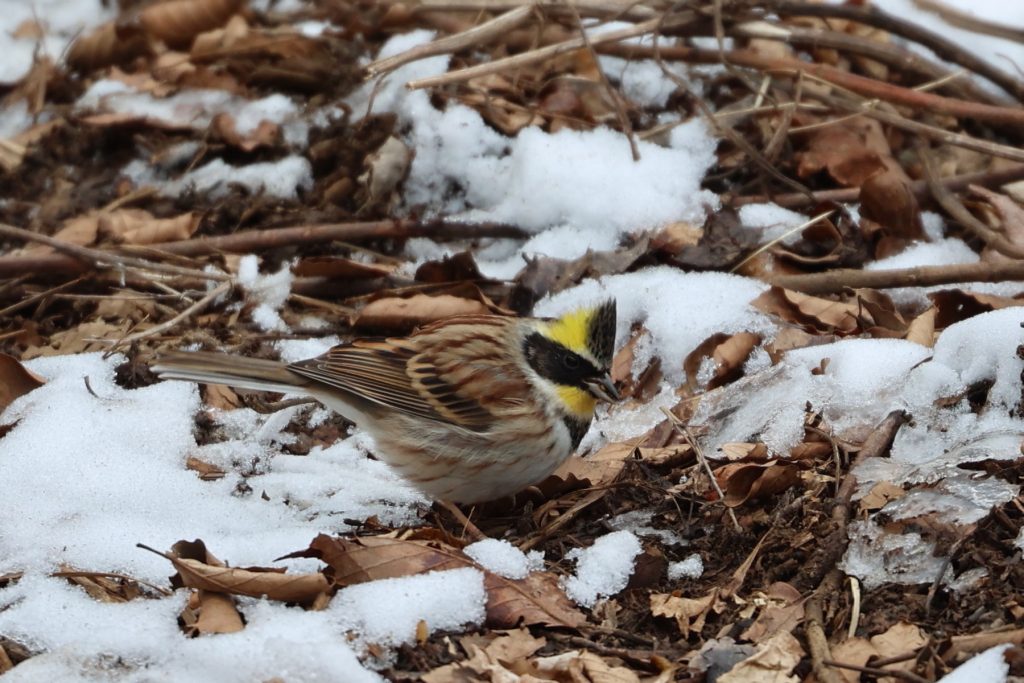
1, 0, 1024, 681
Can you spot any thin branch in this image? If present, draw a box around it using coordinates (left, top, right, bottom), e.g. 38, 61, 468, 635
918, 141, 1024, 259
0, 223, 228, 282
732, 165, 1024, 208
660, 407, 741, 532
364, 6, 534, 78
768, 261, 1024, 295
104, 281, 232, 351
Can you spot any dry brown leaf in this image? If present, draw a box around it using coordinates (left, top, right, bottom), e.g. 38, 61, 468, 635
739, 582, 805, 642
99, 210, 201, 245
650, 590, 717, 638
360, 136, 413, 207
971, 185, 1024, 262
422, 629, 547, 683
858, 481, 906, 512
211, 113, 280, 152
185, 456, 227, 481
532, 649, 642, 682
165, 539, 329, 603
24, 319, 132, 358
829, 621, 928, 683
715, 461, 802, 507
202, 384, 242, 410
140, 0, 245, 49
551, 439, 636, 489
684, 332, 762, 392
0, 353, 45, 414
56, 565, 139, 604
353, 294, 494, 332
66, 21, 152, 72
905, 306, 937, 346
930, 289, 1024, 329
190, 590, 245, 635
295, 534, 585, 628
293, 256, 394, 280
717, 631, 804, 683
718, 442, 770, 462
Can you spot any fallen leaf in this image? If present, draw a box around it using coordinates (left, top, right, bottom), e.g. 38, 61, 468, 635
715, 461, 802, 507
651, 590, 717, 638
140, 0, 245, 49
164, 539, 329, 603
189, 590, 244, 635
717, 630, 804, 683
422, 629, 546, 683
740, 582, 805, 642
292, 534, 585, 628
352, 294, 494, 332
0, 353, 45, 414
293, 256, 394, 280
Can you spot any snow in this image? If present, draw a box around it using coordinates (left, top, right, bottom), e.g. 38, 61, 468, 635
464, 539, 544, 580
0, 352, 428, 680
237, 255, 295, 332
329, 568, 487, 649
352, 32, 720, 280
938, 644, 1011, 683
668, 554, 705, 581
561, 531, 642, 608
123, 156, 314, 201
0, 0, 114, 84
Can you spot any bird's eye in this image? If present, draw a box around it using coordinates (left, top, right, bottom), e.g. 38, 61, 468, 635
563, 354, 580, 369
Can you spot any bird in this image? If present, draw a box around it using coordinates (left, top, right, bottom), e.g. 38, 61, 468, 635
152, 300, 620, 503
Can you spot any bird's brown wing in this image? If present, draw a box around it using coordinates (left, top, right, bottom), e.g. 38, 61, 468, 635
286, 317, 520, 430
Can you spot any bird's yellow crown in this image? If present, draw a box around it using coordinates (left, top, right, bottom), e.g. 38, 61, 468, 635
541, 307, 597, 362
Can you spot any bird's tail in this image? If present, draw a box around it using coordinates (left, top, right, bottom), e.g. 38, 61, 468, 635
152, 351, 309, 395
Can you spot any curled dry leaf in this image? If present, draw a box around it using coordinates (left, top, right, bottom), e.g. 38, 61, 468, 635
930, 289, 1024, 329
739, 582, 805, 642
187, 590, 244, 635
421, 629, 546, 683
683, 332, 762, 392
828, 621, 927, 683
971, 185, 1024, 262
0, 353, 45, 414
293, 256, 394, 280
210, 113, 280, 152
66, 21, 152, 72
717, 631, 804, 683
293, 533, 585, 628
98, 210, 201, 245
140, 0, 245, 49
650, 590, 718, 638
360, 135, 413, 207
714, 460, 802, 508
163, 539, 329, 603
352, 294, 494, 332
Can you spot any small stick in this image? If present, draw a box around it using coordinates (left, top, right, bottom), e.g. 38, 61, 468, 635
365, 5, 534, 78
105, 281, 232, 351
768, 260, 1024, 295
918, 141, 1024, 260
437, 500, 488, 542
823, 659, 929, 683
0, 222, 228, 282
660, 407, 741, 531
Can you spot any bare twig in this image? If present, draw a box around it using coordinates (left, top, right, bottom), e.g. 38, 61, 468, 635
918, 142, 1024, 260
0, 223, 228, 282
732, 165, 1024, 208
405, 14, 698, 90
768, 261, 1024, 295
660, 407, 741, 531
762, 0, 1024, 102
0, 220, 526, 279
105, 281, 232, 351
364, 6, 534, 78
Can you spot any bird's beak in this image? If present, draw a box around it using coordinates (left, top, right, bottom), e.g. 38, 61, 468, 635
585, 374, 620, 403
